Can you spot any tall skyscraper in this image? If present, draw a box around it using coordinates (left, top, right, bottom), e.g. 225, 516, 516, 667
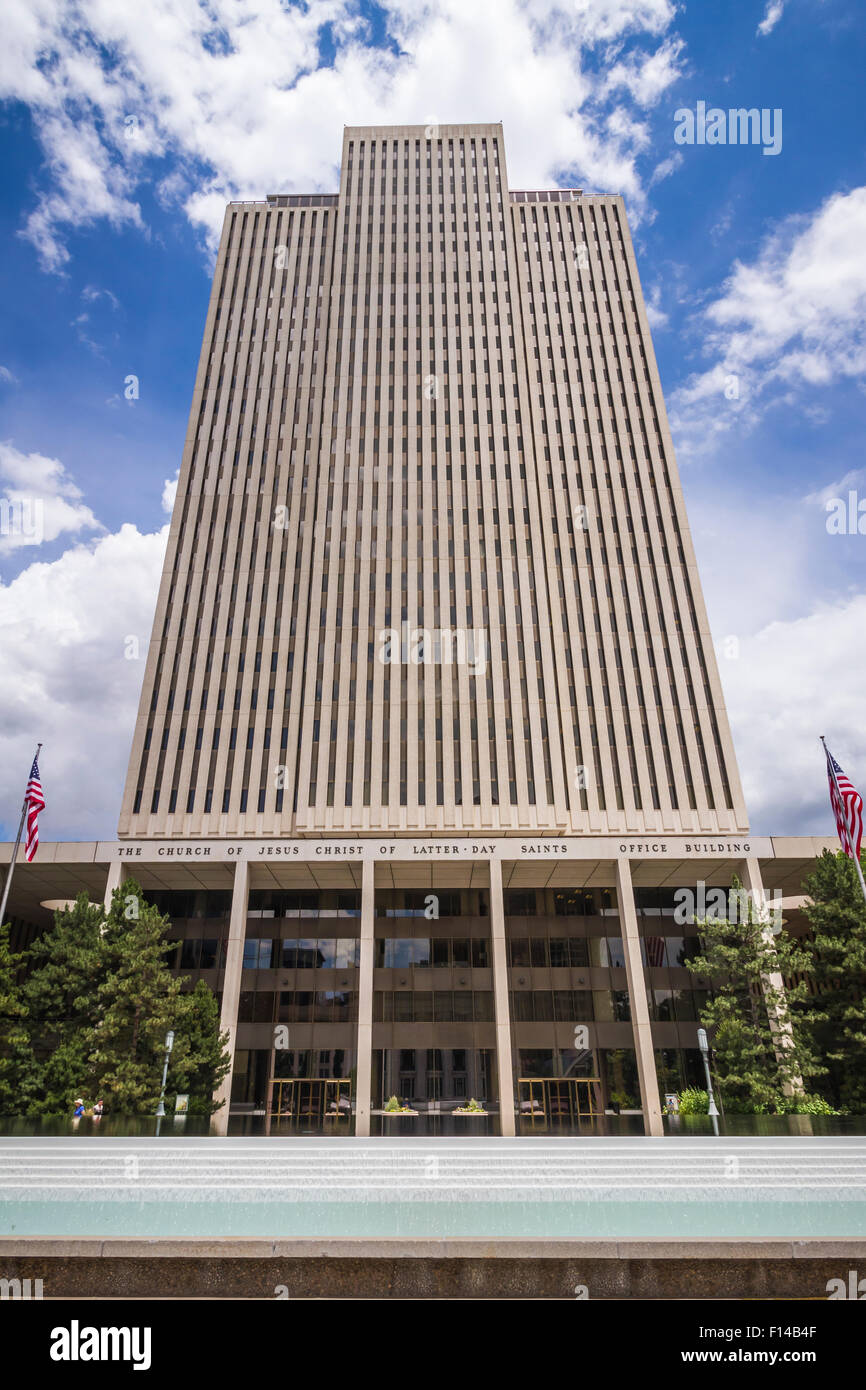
52, 122, 784, 1137
119, 122, 747, 842
0, 125, 828, 1142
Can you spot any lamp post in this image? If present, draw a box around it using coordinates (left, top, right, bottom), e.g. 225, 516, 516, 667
155, 1030, 175, 1118
697, 1027, 720, 1137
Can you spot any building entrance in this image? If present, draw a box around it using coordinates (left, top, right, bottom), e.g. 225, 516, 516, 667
269, 1078, 352, 1124
517, 1076, 602, 1126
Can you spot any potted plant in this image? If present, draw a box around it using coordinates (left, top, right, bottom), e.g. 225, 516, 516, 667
380, 1094, 418, 1116
453, 1097, 488, 1116
608, 1090, 630, 1115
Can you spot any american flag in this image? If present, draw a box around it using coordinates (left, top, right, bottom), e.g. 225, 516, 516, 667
24, 756, 45, 862
825, 746, 863, 863
645, 936, 666, 967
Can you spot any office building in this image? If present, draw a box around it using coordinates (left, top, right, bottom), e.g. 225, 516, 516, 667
2, 126, 824, 1135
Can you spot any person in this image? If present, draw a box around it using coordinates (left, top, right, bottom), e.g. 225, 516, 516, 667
72, 1098, 85, 1119
93, 1099, 104, 1118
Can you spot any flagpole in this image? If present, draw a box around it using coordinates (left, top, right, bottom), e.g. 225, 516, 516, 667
821, 736, 866, 906
0, 743, 42, 928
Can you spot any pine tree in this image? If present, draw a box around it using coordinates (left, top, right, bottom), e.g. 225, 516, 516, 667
12, 881, 229, 1117
84, 882, 186, 1113
798, 850, 866, 1113
166, 980, 231, 1116
19, 895, 105, 1114
83, 881, 230, 1117
0, 923, 27, 1112
685, 879, 823, 1113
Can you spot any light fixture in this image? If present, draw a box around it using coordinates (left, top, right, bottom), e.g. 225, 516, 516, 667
41, 899, 100, 912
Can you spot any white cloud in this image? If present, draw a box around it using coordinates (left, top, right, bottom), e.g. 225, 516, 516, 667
803, 467, 866, 509
757, 2, 786, 37
161, 471, 178, 514
82, 284, 120, 311
709, 199, 736, 243
0, 522, 167, 841
644, 282, 668, 329
0, 442, 102, 553
603, 36, 684, 107
689, 486, 823, 639
0, 0, 685, 267
649, 150, 683, 186
669, 186, 866, 457
721, 593, 866, 834
684, 470, 866, 834
0, 366, 18, 385
19, 114, 146, 272
549, 0, 676, 42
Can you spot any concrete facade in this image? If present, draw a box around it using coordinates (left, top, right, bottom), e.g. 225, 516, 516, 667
0, 835, 836, 1133
118, 123, 746, 841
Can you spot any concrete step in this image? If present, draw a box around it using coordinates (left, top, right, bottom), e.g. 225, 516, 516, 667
4, 1140, 864, 1201
2, 1155, 862, 1169
3, 1164, 862, 1173
2, 1183, 865, 1200
4, 1170, 864, 1188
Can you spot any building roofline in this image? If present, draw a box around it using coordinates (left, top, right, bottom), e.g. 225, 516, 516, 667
0, 835, 841, 864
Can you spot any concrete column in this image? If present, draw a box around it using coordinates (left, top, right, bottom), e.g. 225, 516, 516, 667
740, 856, 803, 1095
211, 858, 249, 1134
616, 856, 664, 1136
488, 857, 516, 1136
354, 857, 376, 1137
102, 861, 127, 912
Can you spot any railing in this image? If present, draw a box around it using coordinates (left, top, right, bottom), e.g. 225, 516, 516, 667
509, 189, 582, 203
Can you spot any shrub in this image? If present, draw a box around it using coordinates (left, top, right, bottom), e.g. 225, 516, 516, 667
779, 1094, 839, 1116
677, 1086, 709, 1114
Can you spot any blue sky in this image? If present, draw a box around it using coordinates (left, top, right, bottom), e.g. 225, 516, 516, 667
0, 0, 864, 841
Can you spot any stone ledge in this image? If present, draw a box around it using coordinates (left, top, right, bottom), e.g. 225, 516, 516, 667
3, 1236, 866, 1260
